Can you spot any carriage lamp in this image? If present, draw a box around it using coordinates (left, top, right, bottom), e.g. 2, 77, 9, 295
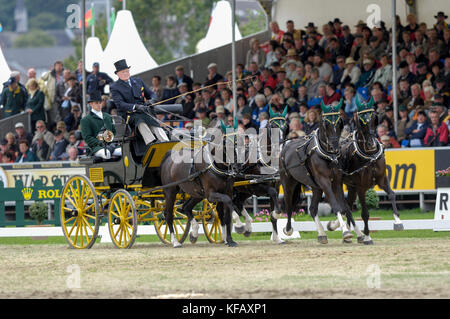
97, 130, 115, 143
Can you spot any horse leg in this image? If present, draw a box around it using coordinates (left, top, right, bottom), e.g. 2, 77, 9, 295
208, 192, 237, 247
232, 198, 246, 235
358, 188, 373, 245
327, 186, 357, 232
164, 188, 181, 248
378, 176, 403, 231
320, 180, 352, 241
310, 188, 327, 244
281, 180, 297, 237
181, 197, 202, 244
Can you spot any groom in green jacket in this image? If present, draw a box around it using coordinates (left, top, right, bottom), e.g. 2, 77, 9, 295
80, 91, 121, 159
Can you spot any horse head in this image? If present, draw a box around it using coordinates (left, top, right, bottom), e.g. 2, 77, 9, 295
355, 95, 378, 151
319, 99, 344, 154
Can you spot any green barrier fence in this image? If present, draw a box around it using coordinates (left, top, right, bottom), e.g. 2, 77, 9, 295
0, 179, 63, 227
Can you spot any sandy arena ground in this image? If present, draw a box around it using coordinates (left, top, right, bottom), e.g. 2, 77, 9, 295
0, 237, 449, 299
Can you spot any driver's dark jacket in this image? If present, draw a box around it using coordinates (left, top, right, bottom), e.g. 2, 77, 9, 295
80, 111, 116, 155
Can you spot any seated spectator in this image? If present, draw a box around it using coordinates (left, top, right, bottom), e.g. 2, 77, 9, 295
404, 110, 428, 147
31, 132, 50, 161
259, 68, 277, 90
377, 125, 400, 148
5, 132, 18, 159
287, 117, 306, 139
398, 79, 412, 107
340, 57, 361, 87
242, 113, 258, 131
14, 122, 33, 146
220, 88, 233, 114
206, 63, 224, 86
265, 40, 280, 68
259, 112, 269, 129
195, 108, 210, 128
298, 103, 308, 122
313, 52, 333, 83
1, 152, 14, 163
49, 130, 68, 161
432, 104, 448, 124
67, 146, 79, 162
423, 87, 435, 108
252, 94, 268, 127
64, 105, 82, 132
424, 110, 449, 146
303, 109, 320, 135
15, 140, 38, 163
356, 58, 376, 88
396, 106, 412, 143
398, 61, 416, 86
331, 55, 346, 89
323, 83, 341, 105
56, 121, 70, 141
174, 65, 193, 91
32, 120, 55, 149
380, 134, 400, 149
296, 86, 309, 105
372, 54, 393, 88
235, 95, 251, 121
305, 67, 325, 101
343, 86, 357, 118
246, 37, 266, 70
61, 74, 82, 120
162, 75, 179, 104
150, 75, 163, 101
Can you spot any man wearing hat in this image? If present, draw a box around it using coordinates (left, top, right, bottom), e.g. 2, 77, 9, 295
80, 91, 121, 160
340, 57, 361, 87
14, 122, 33, 146
434, 11, 448, 29
86, 62, 113, 96
0, 77, 28, 118
110, 59, 168, 145
206, 63, 223, 86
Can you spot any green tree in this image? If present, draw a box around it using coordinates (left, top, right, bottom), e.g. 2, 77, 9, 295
29, 12, 64, 30
237, 9, 266, 37
13, 29, 56, 48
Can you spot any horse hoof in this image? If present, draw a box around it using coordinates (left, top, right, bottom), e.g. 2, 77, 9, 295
234, 225, 245, 234
189, 233, 198, 244
343, 238, 352, 244
394, 223, 404, 231
226, 241, 238, 247
357, 236, 365, 244
283, 227, 294, 236
364, 240, 374, 245
243, 230, 252, 237
317, 236, 328, 244
342, 231, 353, 240
173, 242, 182, 248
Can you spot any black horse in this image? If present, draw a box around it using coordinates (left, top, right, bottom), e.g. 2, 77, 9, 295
160, 119, 244, 247
278, 100, 353, 243
326, 96, 404, 244
229, 106, 289, 244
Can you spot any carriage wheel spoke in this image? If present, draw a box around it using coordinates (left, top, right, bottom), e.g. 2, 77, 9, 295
64, 194, 78, 210
81, 214, 95, 234
63, 216, 76, 225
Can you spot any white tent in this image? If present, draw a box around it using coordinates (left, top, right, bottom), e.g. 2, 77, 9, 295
0, 47, 11, 85
196, 1, 242, 53
85, 37, 104, 73
101, 10, 158, 79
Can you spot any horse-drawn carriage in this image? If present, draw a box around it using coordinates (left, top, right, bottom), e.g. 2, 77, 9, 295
59, 115, 225, 249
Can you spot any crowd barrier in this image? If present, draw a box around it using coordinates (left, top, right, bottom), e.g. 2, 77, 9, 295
0, 147, 449, 227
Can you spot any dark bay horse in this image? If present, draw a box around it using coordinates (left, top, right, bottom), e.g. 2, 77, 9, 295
278, 100, 353, 243
230, 106, 288, 244
160, 120, 244, 247
326, 96, 404, 244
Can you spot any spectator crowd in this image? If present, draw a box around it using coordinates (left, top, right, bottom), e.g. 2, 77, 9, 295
1, 11, 450, 163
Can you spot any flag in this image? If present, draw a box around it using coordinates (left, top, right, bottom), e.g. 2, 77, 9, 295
110, 9, 116, 31
78, 8, 95, 28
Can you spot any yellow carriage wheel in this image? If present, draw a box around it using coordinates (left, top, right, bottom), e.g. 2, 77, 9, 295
108, 190, 138, 249
199, 201, 223, 244
153, 200, 190, 245
60, 175, 100, 249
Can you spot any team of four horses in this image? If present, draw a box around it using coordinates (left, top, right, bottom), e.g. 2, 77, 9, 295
60, 95, 404, 249
160, 95, 404, 248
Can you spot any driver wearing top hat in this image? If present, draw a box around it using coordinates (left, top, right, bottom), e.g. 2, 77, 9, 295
80, 91, 121, 160
109, 59, 169, 145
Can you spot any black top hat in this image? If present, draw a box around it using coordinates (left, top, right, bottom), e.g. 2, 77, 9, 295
305, 22, 316, 29
88, 91, 102, 103
333, 18, 343, 24
113, 59, 131, 74
435, 11, 448, 19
